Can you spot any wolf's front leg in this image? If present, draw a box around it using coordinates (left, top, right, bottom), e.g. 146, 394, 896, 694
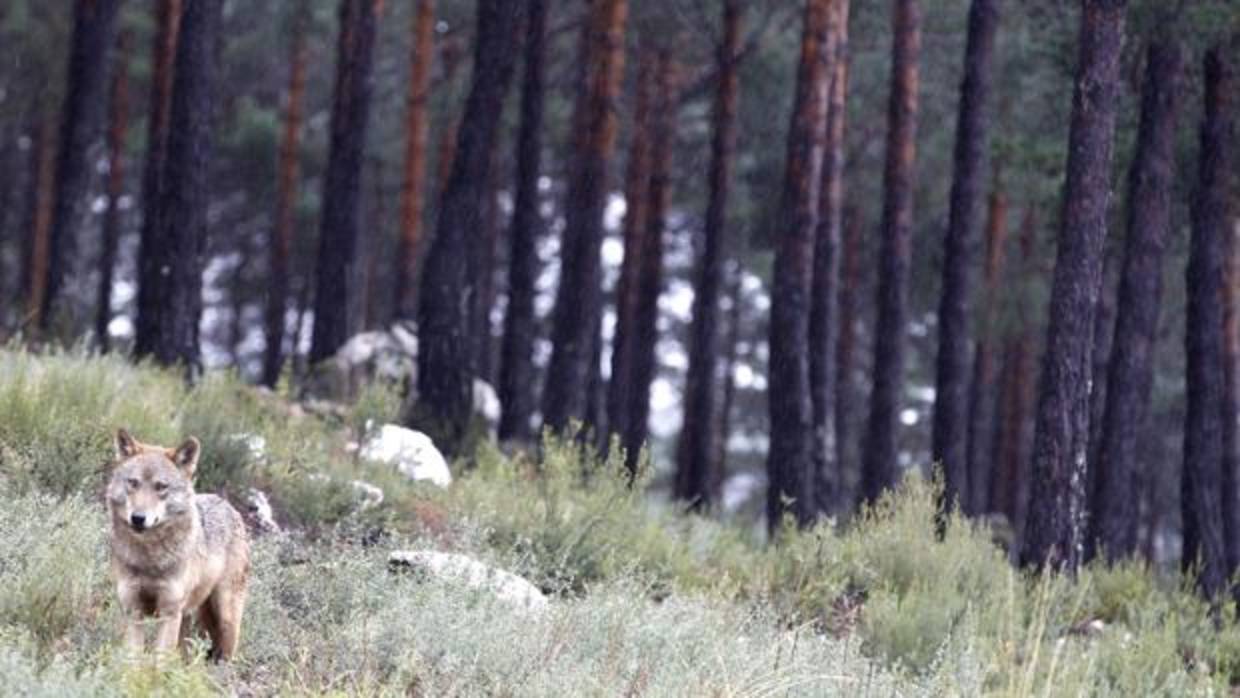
153, 607, 184, 656
123, 612, 146, 657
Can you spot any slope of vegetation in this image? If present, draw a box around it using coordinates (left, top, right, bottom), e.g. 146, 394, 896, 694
0, 347, 1235, 696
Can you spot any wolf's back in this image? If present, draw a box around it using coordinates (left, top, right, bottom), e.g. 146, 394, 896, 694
195, 494, 250, 568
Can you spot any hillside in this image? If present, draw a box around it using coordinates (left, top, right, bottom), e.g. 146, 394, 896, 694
0, 348, 1235, 696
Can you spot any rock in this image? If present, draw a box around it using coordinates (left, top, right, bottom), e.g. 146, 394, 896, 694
351, 480, 385, 509
388, 551, 548, 612
359, 425, 451, 488
245, 489, 280, 534
305, 325, 498, 431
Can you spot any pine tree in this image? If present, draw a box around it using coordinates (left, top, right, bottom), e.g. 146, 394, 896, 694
1022, 0, 1128, 573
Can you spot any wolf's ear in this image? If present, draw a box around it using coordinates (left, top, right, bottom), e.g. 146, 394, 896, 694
171, 437, 201, 477
115, 429, 141, 460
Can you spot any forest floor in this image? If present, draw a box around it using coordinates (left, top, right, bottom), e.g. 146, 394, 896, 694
0, 346, 1236, 696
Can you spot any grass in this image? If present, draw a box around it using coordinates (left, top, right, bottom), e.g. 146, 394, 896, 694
0, 345, 1236, 696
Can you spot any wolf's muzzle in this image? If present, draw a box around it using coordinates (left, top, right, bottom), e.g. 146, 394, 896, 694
130, 513, 148, 531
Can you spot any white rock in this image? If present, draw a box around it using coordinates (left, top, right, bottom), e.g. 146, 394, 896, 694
245, 488, 280, 534
388, 551, 548, 612
473, 379, 501, 429
351, 480, 385, 509
360, 424, 452, 488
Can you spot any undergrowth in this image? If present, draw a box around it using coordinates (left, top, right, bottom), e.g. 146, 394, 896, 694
0, 346, 1235, 696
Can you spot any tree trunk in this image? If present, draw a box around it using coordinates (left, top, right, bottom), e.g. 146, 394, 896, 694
1021, 0, 1127, 573
41, 0, 123, 330
472, 141, 504, 385
133, 0, 182, 359
767, 0, 833, 530
1182, 47, 1233, 598
835, 205, 862, 507
135, 0, 222, 375
964, 186, 1007, 516
1085, 241, 1118, 503
309, 0, 382, 365
262, 2, 310, 387
808, 0, 851, 516
990, 208, 1038, 549
625, 49, 675, 475
1089, 41, 1183, 563
22, 116, 57, 332
412, 0, 521, 456
1224, 175, 1240, 580
675, 0, 742, 509
608, 50, 657, 462
498, 0, 549, 443
393, 0, 436, 321
931, 0, 1000, 514
360, 159, 387, 331
541, 0, 628, 434
95, 29, 132, 353
861, 0, 922, 506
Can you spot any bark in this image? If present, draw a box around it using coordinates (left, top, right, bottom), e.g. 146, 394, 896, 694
262, 2, 310, 387
608, 51, 657, 461
1182, 47, 1233, 597
964, 186, 1007, 515
932, 0, 1001, 514
498, 0, 549, 443
1089, 41, 1182, 563
541, 0, 628, 434
835, 205, 862, 506
393, 0, 436, 320
1021, 0, 1127, 573
360, 160, 387, 331
95, 29, 133, 353
41, 0, 123, 330
862, 0, 922, 506
767, 0, 832, 530
990, 208, 1038, 547
1224, 178, 1240, 579
625, 50, 675, 475
22, 117, 57, 331
675, 0, 742, 509
133, 0, 182, 359
134, 0, 222, 374
412, 0, 521, 456
309, 0, 382, 365
809, 0, 851, 516
1084, 244, 1118, 507
472, 145, 504, 384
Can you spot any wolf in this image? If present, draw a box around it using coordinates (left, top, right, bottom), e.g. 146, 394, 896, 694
106, 429, 251, 661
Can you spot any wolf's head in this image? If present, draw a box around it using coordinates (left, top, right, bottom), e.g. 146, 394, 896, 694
106, 429, 200, 534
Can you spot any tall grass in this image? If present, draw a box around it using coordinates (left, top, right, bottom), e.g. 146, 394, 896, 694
0, 347, 1235, 696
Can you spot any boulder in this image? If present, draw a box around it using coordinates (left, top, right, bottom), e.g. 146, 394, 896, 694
245, 488, 281, 534
306, 325, 502, 433
388, 551, 548, 612
307, 323, 419, 401
351, 480, 385, 509
359, 425, 452, 488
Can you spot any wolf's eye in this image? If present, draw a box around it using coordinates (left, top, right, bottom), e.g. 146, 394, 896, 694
154, 482, 169, 493
126, 478, 140, 489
